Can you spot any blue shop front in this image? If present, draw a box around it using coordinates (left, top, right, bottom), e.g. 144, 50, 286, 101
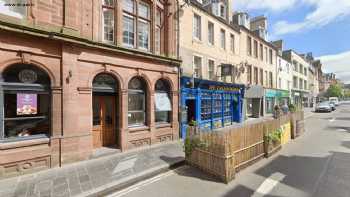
180, 77, 245, 139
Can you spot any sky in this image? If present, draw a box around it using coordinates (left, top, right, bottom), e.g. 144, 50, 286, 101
233, 0, 350, 83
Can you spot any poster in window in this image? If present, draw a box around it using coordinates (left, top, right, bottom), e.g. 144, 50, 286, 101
155, 93, 171, 111
17, 94, 38, 115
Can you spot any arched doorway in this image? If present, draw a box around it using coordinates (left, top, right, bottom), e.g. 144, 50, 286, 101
0, 63, 51, 141
92, 73, 118, 149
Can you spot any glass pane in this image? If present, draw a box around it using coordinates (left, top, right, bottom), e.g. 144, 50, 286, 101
0, 0, 26, 18
5, 118, 49, 138
93, 98, 101, 126
105, 97, 113, 125
103, 9, 114, 42
128, 111, 145, 126
103, 0, 114, 6
128, 93, 144, 111
5, 93, 49, 118
156, 111, 169, 123
93, 74, 116, 89
138, 2, 149, 19
138, 20, 149, 50
123, 15, 135, 47
123, 0, 134, 12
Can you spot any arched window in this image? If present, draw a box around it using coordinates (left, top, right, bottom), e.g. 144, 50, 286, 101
128, 77, 147, 127
0, 64, 51, 141
155, 79, 171, 123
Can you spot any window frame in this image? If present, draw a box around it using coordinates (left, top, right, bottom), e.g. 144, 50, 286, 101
155, 79, 172, 124
193, 55, 203, 78
128, 77, 147, 127
208, 59, 215, 80
207, 21, 214, 45
230, 34, 235, 53
102, 0, 116, 43
220, 29, 226, 50
193, 13, 202, 41
0, 65, 52, 142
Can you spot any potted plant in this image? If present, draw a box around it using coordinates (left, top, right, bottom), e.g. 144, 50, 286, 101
264, 128, 282, 157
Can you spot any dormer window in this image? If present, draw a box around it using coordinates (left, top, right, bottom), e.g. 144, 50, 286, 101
219, 4, 225, 18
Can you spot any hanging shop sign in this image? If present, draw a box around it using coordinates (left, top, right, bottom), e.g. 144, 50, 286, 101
17, 93, 38, 115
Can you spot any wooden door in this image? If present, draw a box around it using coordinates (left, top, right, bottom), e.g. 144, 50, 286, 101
93, 96, 116, 149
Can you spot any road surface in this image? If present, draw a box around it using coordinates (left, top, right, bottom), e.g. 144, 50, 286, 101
108, 103, 350, 197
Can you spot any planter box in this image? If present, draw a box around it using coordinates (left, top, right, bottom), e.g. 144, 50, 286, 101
264, 140, 281, 158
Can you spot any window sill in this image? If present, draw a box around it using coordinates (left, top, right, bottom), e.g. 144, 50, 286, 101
0, 137, 49, 150
155, 123, 171, 128
128, 126, 150, 132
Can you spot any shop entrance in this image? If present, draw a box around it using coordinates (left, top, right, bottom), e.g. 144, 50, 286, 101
92, 74, 118, 149
186, 99, 196, 124
92, 95, 116, 148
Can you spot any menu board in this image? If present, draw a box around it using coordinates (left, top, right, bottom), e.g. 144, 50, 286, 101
17, 93, 38, 115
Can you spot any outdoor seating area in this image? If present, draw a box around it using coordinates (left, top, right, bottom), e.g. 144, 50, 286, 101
185, 111, 304, 183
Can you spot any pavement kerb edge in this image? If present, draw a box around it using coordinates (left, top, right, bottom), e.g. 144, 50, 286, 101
78, 159, 185, 197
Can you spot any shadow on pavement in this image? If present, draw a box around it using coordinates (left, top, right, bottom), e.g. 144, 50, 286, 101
341, 141, 350, 149
222, 185, 281, 197
327, 126, 350, 132
253, 155, 330, 195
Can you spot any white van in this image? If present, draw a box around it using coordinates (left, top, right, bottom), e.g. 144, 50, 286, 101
329, 97, 339, 106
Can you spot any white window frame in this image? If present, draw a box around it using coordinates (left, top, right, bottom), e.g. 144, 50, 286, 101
207, 21, 214, 46
220, 29, 225, 50
208, 59, 215, 80
193, 55, 203, 78
193, 13, 202, 41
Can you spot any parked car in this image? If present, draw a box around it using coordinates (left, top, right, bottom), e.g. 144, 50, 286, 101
329, 102, 336, 111
329, 97, 339, 106
315, 101, 332, 112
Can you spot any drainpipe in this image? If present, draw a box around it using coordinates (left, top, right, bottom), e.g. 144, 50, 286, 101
176, 0, 182, 139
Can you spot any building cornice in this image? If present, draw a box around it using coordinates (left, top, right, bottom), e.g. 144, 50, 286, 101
0, 20, 182, 66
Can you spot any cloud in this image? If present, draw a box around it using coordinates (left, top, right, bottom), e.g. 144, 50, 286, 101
272, 0, 350, 36
235, 0, 350, 37
317, 51, 350, 84
234, 0, 298, 12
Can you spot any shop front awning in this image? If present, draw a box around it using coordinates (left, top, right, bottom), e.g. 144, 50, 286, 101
155, 93, 172, 111
245, 85, 264, 98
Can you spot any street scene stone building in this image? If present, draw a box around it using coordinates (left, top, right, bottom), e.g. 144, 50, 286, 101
0, 0, 330, 180
0, 0, 180, 177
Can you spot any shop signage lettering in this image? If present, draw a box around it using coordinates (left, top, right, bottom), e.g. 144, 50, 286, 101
208, 85, 240, 92
17, 93, 37, 115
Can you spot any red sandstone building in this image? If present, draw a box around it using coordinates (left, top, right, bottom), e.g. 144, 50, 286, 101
0, 0, 180, 177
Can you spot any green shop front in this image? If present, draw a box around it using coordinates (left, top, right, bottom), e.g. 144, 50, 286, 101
180, 77, 245, 138
265, 89, 290, 114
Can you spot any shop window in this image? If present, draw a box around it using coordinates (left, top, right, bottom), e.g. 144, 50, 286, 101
128, 77, 147, 127
1, 64, 51, 141
0, 0, 27, 19
266, 98, 275, 114
155, 79, 171, 124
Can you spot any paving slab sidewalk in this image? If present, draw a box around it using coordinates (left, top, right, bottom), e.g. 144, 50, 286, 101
0, 142, 185, 197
